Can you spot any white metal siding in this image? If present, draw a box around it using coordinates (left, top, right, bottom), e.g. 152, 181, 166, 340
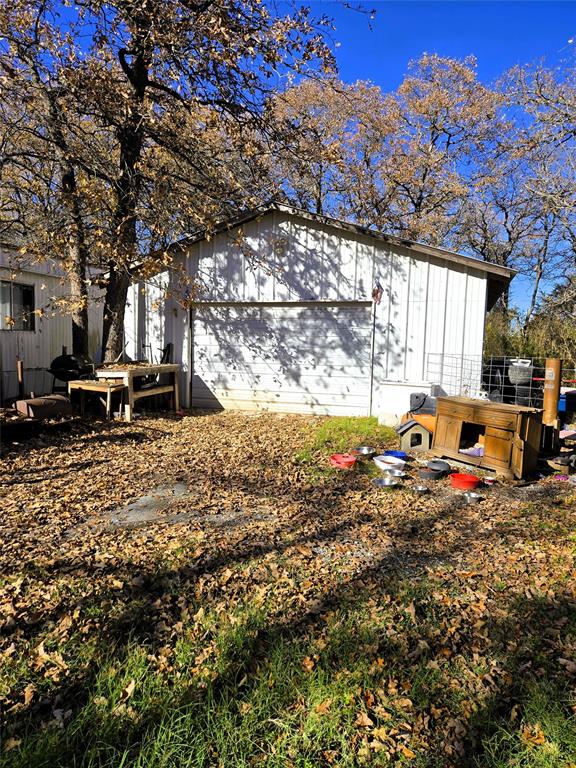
185, 211, 377, 304
191, 303, 372, 415
0, 269, 102, 400
124, 210, 491, 413
124, 274, 190, 399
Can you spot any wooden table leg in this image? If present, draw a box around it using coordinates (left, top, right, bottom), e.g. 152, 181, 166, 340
173, 371, 180, 413
125, 375, 134, 422
106, 387, 112, 420
125, 393, 134, 422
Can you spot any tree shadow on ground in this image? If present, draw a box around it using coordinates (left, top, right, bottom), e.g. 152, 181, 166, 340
464, 592, 576, 767
5, 476, 576, 768
6, 551, 576, 767
2, 417, 574, 767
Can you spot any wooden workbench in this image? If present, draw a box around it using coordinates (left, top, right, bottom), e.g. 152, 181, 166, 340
68, 380, 127, 419
432, 396, 543, 479
95, 363, 180, 422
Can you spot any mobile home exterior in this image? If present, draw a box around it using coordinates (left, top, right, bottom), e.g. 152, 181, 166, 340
0, 250, 102, 402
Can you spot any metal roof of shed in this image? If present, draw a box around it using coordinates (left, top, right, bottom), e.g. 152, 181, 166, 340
174, 202, 515, 309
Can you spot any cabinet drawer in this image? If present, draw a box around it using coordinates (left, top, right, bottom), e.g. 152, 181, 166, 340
471, 408, 517, 431
441, 403, 475, 422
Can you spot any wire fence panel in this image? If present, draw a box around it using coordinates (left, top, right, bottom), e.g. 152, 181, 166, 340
425, 354, 484, 398
425, 354, 576, 410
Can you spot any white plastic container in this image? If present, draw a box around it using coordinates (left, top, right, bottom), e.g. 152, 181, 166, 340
373, 455, 406, 471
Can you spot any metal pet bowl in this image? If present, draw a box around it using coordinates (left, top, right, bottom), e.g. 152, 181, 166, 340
462, 491, 483, 505
354, 445, 377, 459
372, 477, 400, 489
427, 459, 451, 473
374, 455, 406, 471
412, 485, 429, 495
418, 467, 444, 481
382, 468, 406, 478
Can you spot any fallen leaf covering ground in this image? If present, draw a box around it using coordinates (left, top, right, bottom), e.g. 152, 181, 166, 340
1, 411, 576, 767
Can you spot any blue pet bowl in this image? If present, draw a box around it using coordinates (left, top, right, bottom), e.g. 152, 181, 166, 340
384, 449, 408, 460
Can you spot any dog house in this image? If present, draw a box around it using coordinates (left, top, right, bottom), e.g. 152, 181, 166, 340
396, 419, 433, 452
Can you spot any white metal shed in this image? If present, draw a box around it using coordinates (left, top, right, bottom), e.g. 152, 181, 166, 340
124, 205, 514, 424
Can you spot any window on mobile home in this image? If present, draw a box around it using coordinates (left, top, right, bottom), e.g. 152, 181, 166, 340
0, 280, 35, 331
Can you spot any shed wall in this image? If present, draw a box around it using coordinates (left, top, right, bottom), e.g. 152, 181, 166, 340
124, 211, 489, 417
190, 303, 373, 415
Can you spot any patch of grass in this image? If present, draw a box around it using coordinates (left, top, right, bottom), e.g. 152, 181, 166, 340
5, 577, 576, 768
294, 416, 397, 470
3, 599, 403, 768
475, 683, 576, 768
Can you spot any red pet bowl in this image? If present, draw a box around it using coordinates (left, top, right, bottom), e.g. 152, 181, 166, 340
450, 473, 480, 490
329, 453, 357, 469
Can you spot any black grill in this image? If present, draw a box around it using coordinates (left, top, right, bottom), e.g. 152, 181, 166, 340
49, 354, 95, 384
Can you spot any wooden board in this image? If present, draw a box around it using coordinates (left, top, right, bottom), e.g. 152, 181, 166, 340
95, 364, 180, 377
132, 385, 175, 401
68, 381, 126, 393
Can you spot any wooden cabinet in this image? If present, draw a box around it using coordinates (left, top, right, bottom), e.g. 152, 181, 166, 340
432, 397, 543, 479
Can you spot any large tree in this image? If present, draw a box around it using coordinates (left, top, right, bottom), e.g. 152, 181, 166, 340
270, 56, 576, 325
456, 64, 575, 315
0, 30, 94, 354
268, 78, 385, 215
0, 0, 333, 359
364, 54, 500, 243
271, 55, 501, 244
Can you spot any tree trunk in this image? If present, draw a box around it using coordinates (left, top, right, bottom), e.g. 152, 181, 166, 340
42, 79, 91, 357
523, 261, 544, 331
61, 165, 90, 356
101, 161, 141, 361
68, 251, 89, 357
101, 44, 147, 362
497, 286, 510, 313
102, 267, 131, 361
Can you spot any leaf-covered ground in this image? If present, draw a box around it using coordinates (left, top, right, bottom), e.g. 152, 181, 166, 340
1, 412, 576, 767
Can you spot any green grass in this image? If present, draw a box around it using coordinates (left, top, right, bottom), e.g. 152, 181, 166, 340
5, 580, 576, 768
2, 599, 407, 768
294, 416, 397, 472
475, 683, 576, 768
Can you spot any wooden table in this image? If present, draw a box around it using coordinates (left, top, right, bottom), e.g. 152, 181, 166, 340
68, 380, 127, 419
432, 396, 543, 479
94, 364, 180, 422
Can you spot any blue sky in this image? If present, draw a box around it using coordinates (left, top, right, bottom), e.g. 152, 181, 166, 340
309, 0, 574, 309
319, 0, 574, 88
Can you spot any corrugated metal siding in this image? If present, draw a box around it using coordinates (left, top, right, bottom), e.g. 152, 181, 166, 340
185, 211, 377, 303
404, 259, 430, 382
191, 303, 372, 415
0, 266, 71, 399
124, 273, 189, 397
0, 264, 103, 401
371, 251, 488, 418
